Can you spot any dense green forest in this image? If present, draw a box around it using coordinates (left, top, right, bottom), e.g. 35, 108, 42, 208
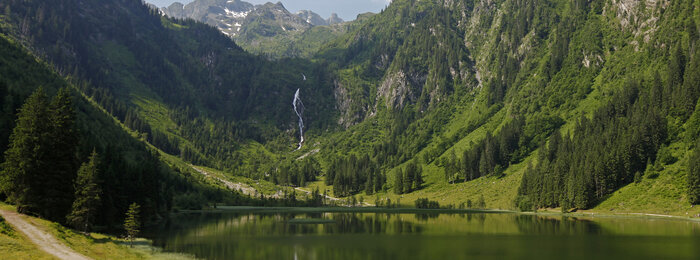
0, 0, 698, 220
313, 0, 699, 211
0, 35, 244, 229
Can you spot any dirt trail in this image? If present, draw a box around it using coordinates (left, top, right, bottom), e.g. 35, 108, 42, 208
293, 187, 374, 207
189, 165, 272, 197
0, 209, 91, 260
189, 165, 373, 206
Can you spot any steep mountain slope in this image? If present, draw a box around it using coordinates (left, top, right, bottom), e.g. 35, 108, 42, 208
0, 34, 239, 228
312, 0, 699, 213
0, 0, 338, 172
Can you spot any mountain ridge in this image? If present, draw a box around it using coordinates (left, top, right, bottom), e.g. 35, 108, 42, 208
159, 0, 348, 57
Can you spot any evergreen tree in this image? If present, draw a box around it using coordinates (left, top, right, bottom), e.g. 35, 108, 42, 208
44, 87, 79, 222
67, 151, 102, 233
403, 165, 413, 194
0, 88, 52, 216
689, 144, 700, 205
124, 203, 141, 247
414, 163, 423, 190
444, 150, 458, 183
477, 195, 486, 209
393, 168, 404, 194
680, 47, 700, 115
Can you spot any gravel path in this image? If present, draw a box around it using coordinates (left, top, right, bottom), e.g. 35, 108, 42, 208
0, 209, 91, 260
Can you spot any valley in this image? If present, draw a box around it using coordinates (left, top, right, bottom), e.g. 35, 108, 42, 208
0, 0, 698, 259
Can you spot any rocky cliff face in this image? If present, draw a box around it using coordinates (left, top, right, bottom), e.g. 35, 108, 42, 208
161, 0, 254, 37
296, 10, 328, 26
327, 13, 345, 25
241, 2, 312, 37
160, 0, 346, 51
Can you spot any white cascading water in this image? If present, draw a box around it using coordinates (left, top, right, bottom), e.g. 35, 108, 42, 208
293, 88, 305, 150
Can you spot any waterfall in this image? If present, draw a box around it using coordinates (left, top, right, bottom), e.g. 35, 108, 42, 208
293, 88, 305, 150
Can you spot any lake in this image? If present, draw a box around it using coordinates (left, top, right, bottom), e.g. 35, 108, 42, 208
147, 207, 700, 260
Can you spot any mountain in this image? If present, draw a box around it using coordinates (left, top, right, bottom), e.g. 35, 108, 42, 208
0, 33, 241, 228
160, 0, 351, 57
327, 13, 344, 25
0, 0, 335, 213
161, 0, 255, 37
237, 2, 312, 40
312, 0, 699, 213
296, 10, 329, 26
0, 0, 698, 218
295, 11, 345, 26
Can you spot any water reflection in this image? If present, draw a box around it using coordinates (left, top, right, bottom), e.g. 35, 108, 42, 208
514, 215, 605, 236
147, 210, 700, 260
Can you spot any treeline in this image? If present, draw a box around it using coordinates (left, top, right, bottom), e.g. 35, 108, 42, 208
0, 87, 196, 229
78, 84, 181, 156
445, 119, 525, 183
689, 142, 700, 205
359, 105, 451, 172
272, 157, 321, 187
516, 72, 695, 210
414, 198, 440, 209
0, 0, 338, 179
441, 115, 562, 183
393, 160, 423, 194
0, 87, 323, 229
0, 37, 242, 231
325, 155, 386, 197
1, 88, 79, 222
175, 187, 326, 209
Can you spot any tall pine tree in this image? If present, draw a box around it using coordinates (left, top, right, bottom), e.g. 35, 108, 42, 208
689, 143, 700, 205
0, 87, 79, 222
67, 151, 102, 233
44, 87, 79, 222
393, 168, 404, 194
0, 88, 52, 216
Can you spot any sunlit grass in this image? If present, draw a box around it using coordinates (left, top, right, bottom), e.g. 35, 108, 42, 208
0, 203, 194, 260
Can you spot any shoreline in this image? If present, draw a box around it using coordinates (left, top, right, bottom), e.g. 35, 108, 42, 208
174, 206, 700, 222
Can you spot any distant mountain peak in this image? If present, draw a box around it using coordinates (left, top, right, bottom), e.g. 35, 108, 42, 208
160, 0, 351, 57
296, 10, 328, 26
327, 13, 344, 25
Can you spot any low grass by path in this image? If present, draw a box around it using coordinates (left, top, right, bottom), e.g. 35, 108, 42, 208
0, 209, 89, 260
0, 203, 193, 260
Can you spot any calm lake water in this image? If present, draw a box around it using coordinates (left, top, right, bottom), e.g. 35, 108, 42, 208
147, 207, 700, 260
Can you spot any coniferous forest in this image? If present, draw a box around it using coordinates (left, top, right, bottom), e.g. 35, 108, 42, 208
0, 0, 698, 252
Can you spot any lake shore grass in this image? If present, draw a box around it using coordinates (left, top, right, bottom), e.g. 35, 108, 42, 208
187, 205, 514, 214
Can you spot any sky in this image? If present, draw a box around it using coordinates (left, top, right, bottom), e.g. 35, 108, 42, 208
146, 0, 391, 21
